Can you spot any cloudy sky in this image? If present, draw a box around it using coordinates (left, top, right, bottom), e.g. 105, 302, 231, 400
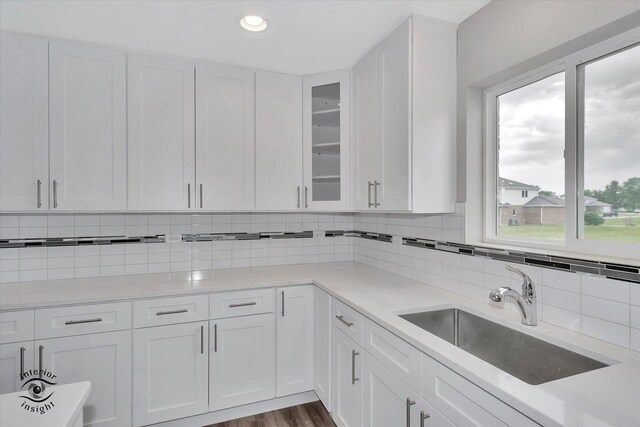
498, 44, 639, 195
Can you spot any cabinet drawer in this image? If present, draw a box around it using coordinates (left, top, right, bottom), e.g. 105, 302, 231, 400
421, 354, 538, 427
35, 302, 131, 339
332, 298, 363, 346
0, 310, 34, 344
210, 288, 275, 319
363, 318, 421, 391
134, 295, 208, 328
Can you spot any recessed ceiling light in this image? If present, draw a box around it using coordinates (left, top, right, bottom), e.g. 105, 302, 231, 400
240, 15, 268, 32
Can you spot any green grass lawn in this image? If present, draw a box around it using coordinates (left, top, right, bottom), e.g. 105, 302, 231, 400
499, 214, 640, 243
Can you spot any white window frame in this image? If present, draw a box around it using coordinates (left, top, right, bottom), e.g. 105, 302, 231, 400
484, 28, 640, 261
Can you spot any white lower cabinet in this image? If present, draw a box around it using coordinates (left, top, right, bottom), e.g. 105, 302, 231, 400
133, 322, 208, 426
313, 288, 332, 411
276, 285, 314, 397
0, 341, 34, 394
331, 328, 363, 427
363, 351, 452, 427
209, 313, 276, 411
37, 330, 132, 427
421, 354, 538, 427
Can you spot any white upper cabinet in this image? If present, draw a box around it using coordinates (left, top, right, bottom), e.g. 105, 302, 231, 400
353, 16, 457, 213
353, 49, 379, 211
0, 32, 48, 212
49, 41, 127, 211
196, 64, 255, 211
128, 54, 195, 211
303, 69, 351, 211
255, 71, 303, 211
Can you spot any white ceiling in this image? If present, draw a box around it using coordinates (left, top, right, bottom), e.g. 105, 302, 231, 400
0, 0, 490, 75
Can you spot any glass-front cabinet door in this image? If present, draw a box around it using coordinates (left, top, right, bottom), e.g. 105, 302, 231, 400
303, 69, 350, 210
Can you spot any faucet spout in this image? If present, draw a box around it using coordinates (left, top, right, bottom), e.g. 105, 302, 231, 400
489, 265, 537, 326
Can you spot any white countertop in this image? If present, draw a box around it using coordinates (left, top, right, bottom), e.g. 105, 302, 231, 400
1, 262, 639, 426
0, 381, 90, 427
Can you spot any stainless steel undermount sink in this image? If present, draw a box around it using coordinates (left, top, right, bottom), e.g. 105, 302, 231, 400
400, 308, 609, 385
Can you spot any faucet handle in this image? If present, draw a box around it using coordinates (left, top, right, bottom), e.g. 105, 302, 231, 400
505, 264, 535, 299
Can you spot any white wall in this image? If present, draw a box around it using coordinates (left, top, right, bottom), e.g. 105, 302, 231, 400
456, 0, 640, 241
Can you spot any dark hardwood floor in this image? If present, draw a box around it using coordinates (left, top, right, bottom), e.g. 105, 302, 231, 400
205, 401, 336, 427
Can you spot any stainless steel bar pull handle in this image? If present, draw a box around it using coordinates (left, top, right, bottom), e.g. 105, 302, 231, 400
406, 398, 416, 427
156, 309, 188, 316
297, 186, 301, 208
229, 302, 257, 308
20, 347, 25, 377
200, 325, 204, 354
335, 315, 353, 327
374, 180, 381, 207
199, 184, 203, 208
38, 345, 44, 377
65, 317, 102, 325
420, 411, 431, 427
52, 180, 58, 208
367, 181, 373, 208
36, 179, 42, 208
214, 324, 218, 352
304, 186, 309, 209
281, 291, 285, 317
187, 183, 191, 208
351, 350, 359, 384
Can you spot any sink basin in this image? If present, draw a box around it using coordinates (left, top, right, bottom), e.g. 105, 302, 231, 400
400, 308, 609, 385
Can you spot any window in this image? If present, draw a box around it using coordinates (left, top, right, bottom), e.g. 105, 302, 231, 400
485, 31, 640, 259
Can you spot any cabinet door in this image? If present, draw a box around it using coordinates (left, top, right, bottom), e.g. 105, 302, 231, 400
331, 328, 363, 427
37, 330, 132, 427
255, 71, 303, 211
276, 285, 313, 396
49, 41, 127, 211
313, 287, 332, 411
128, 54, 195, 211
0, 32, 48, 212
303, 69, 351, 210
363, 352, 421, 427
0, 342, 34, 394
352, 49, 379, 211
376, 19, 411, 211
209, 313, 275, 411
133, 321, 208, 426
196, 64, 255, 210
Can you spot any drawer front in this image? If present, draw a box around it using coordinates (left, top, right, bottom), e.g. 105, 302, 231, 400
0, 310, 34, 344
363, 318, 421, 391
134, 295, 209, 328
332, 298, 363, 346
421, 354, 538, 427
210, 288, 275, 319
35, 302, 131, 339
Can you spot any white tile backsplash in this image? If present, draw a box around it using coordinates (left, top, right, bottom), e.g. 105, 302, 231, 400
353, 206, 640, 353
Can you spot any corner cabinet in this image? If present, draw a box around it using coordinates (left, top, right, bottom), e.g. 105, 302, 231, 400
127, 54, 196, 211
302, 69, 351, 210
255, 71, 303, 211
353, 16, 457, 213
276, 285, 314, 396
0, 32, 48, 212
49, 41, 127, 211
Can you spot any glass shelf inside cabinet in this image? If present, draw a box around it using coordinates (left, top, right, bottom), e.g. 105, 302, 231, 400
312, 82, 341, 202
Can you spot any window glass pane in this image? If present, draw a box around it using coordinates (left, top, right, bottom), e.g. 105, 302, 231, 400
496, 72, 565, 240
581, 44, 640, 243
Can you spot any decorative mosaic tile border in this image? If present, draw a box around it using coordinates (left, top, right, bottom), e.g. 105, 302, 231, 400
401, 237, 640, 283
0, 235, 165, 248
183, 231, 314, 241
